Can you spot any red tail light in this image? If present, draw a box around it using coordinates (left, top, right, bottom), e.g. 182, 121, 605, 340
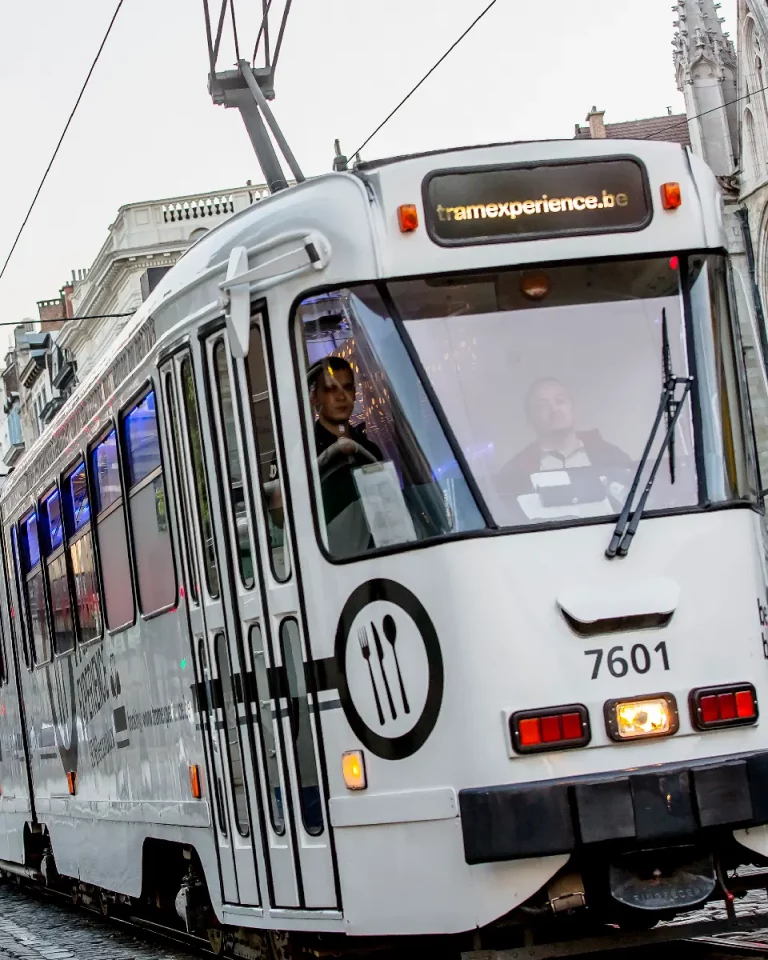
511, 704, 590, 754
690, 683, 758, 731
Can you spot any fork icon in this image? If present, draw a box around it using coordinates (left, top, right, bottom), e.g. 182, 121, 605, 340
358, 627, 385, 725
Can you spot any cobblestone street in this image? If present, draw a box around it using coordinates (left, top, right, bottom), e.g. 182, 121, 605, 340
0, 883, 202, 960
1, 878, 768, 960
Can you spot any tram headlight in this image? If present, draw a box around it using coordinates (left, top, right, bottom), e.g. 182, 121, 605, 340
605, 693, 679, 742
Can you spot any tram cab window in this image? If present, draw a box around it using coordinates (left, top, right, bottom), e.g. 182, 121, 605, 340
42, 486, 75, 655
20, 510, 52, 664
92, 429, 134, 630
296, 287, 485, 559
123, 390, 176, 615
389, 256, 755, 528
296, 257, 756, 548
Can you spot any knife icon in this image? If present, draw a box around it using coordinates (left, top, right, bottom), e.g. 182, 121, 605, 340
372, 622, 397, 720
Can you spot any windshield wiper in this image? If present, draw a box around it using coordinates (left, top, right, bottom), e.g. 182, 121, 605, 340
606, 309, 692, 559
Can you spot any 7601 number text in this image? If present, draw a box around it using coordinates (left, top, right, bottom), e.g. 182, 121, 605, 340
585, 642, 669, 680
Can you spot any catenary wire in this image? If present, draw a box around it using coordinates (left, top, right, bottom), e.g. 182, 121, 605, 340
643, 83, 768, 140
0, 0, 127, 285
350, 0, 501, 160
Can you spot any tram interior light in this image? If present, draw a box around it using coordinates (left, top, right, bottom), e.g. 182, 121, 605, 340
397, 204, 419, 233
690, 683, 758, 730
606, 695, 677, 741
661, 182, 682, 210
520, 272, 551, 301
342, 750, 367, 790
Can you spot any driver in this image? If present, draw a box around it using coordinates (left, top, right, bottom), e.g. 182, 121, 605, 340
266, 356, 383, 555
308, 357, 382, 550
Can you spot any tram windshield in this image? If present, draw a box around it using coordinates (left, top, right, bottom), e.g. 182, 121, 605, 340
296, 253, 757, 559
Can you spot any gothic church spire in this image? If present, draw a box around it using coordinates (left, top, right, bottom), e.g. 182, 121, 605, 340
672, 0, 738, 174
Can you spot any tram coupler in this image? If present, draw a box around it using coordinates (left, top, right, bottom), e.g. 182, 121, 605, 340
607, 846, 715, 913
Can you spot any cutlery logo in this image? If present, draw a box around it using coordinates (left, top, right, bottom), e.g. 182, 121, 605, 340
336, 579, 443, 761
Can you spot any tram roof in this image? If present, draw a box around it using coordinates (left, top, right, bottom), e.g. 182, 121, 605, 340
351, 137, 690, 171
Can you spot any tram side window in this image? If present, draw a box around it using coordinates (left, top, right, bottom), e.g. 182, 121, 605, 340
180, 359, 220, 598
281, 618, 323, 835
296, 288, 485, 559
8, 525, 30, 668
247, 322, 290, 581
123, 390, 176, 615
212, 341, 255, 588
20, 510, 52, 664
64, 462, 102, 644
92, 428, 135, 631
42, 486, 75, 655
165, 375, 199, 605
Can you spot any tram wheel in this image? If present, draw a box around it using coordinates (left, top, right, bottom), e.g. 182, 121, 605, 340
269, 931, 296, 960
208, 928, 224, 955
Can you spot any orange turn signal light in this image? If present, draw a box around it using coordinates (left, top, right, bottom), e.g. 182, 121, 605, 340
397, 204, 419, 233
66, 771, 77, 796
661, 182, 682, 210
342, 750, 367, 790
189, 764, 202, 799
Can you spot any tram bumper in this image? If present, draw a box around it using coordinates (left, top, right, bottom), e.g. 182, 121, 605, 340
459, 750, 768, 865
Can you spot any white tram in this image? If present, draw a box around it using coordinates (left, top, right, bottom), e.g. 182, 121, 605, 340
0, 136, 766, 957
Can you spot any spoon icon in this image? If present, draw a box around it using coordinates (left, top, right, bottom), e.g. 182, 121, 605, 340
382, 614, 409, 714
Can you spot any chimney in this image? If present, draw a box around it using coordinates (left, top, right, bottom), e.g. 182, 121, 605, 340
586, 106, 606, 139
37, 296, 66, 331
60, 282, 75, 319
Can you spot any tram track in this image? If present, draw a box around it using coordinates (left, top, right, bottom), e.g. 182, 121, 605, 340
9, 874, 768, 960
0, 875, 213, 959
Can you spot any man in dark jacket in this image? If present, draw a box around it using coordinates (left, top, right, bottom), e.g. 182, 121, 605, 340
307, 356, 383, 543
267, 356, 383, 555
498, 377, 632, 498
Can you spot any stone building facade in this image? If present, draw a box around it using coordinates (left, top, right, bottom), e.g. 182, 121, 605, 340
0, 182, 267, 471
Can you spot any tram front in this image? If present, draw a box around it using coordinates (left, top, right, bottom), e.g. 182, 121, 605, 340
272, 138, 768, 941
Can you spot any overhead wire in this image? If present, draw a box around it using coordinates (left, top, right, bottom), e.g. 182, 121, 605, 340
350, 0, 501, 160
643, 82, 768, 141
0, 0, 127, 285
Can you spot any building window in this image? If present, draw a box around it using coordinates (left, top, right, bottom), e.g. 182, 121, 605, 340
92, 428, 134, 630
123, 389, 176, 615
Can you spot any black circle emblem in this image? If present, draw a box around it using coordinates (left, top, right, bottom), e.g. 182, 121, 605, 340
335, 579, 443, 760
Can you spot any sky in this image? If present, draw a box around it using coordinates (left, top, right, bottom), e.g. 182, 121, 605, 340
0, 0, 737, 339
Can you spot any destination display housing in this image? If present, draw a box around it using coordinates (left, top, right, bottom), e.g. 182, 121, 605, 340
423, 156, 652, 246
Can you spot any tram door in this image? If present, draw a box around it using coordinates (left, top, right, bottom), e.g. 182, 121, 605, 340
160, 354, 262, 908
200, 318, 338, 911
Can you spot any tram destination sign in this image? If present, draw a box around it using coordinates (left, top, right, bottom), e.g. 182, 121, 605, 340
423, 157, 651, 246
